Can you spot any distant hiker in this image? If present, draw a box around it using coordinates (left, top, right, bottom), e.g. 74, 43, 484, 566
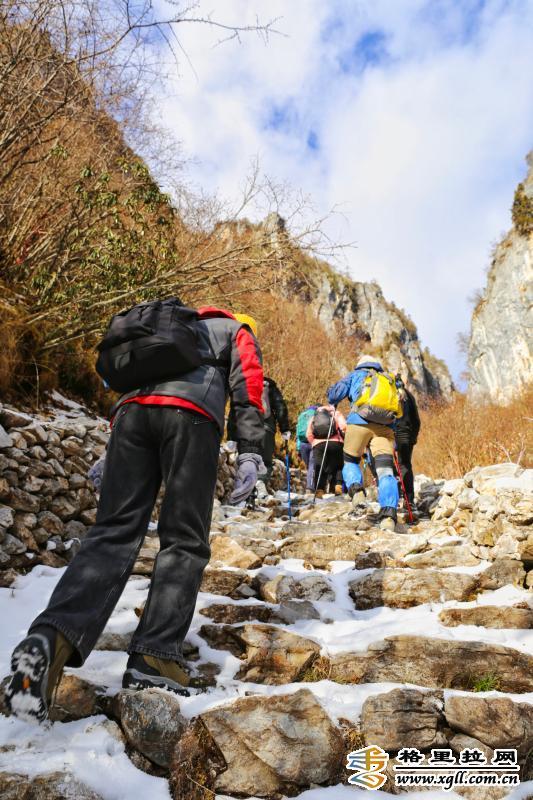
328, 355, 403, 531
6, 299, 264, 721
296, 404, 318, 492
229, 316, 290, 494
259, 377, 290, 484
395, 375, 421, 509
306, 404, 346, 496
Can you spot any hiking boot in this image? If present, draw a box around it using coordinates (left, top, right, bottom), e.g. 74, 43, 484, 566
5, 626, 73, 723
334, 484, 343, 496
122, 653, 191, 696
348, 483, 366, 511
315, 489, 324, 499
367, 507, 397, 532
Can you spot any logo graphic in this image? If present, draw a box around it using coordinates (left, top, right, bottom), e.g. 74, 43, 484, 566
347, 745, 389, 790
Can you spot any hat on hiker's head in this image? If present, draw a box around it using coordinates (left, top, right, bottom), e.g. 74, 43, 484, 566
234, 313, 258, 338
357, 354, 381, 368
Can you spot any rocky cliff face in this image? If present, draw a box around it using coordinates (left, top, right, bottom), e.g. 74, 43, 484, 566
305, 266, 454, 399
468, 153, 533, 404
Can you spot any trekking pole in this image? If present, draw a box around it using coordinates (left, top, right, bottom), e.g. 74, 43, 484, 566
285, 449, 292, 520
312, 410, 336, 505
393, 449, 414, 523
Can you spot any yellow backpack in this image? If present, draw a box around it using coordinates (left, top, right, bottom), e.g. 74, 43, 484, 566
353, 369, 402, 424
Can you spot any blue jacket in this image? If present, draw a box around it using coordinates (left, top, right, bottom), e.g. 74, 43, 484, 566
327, 361, 393, 427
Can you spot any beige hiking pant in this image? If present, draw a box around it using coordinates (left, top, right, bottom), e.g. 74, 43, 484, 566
343, 422, 395, 459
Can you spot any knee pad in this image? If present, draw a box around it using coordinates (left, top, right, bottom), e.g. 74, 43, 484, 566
343, 453, 360, 464
343, 461, 363, 489
374, 454, 394, 471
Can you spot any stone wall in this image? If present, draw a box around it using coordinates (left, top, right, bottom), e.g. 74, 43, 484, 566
417, 463, 533, 573
0, 400, 304, 578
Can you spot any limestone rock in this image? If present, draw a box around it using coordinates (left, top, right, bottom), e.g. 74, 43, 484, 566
330, 636, 533, 692
200, 567, 253, 598
132, 537, 159, 575
273, 599, 321, 623
280, 531, 366, 565
349, 568, 478, 609
0, 505, 15, 529
48, 495, 78, 521
9, 487, 40, 513
478, 559, 526, 590
445, 695, 533, 757
404, 544, 479, 569
0, 772, 103, 800
361, 688, 446, 750
0, 424, 13, 448
0, 408, 32, 428
49, 674, 109, 722
199, 603, 273, 624
259, 573, 334, 604
114, 688, 186, 768
200, 623, 320, 684
439, 605, 533, 629
210, 536, 262, 569
2, 533, 26, 555
171, 689, 343, 798
450, 734, 494, 763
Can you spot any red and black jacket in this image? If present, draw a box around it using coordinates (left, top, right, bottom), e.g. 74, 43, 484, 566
115, 307, 265, 455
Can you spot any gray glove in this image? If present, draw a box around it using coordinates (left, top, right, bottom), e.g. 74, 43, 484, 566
229, 453, 265, 505
88, 456, 105, 492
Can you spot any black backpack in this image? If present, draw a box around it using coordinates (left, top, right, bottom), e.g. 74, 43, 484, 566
311, 407, 336, 438
96, 298, 205, 393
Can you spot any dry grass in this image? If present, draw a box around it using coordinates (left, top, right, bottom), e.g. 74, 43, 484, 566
414, 388, 533, 478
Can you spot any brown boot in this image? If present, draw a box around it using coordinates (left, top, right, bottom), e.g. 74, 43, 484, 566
6, 627, 73, 723
334, 484, 343, 496
122, 653, 191, 696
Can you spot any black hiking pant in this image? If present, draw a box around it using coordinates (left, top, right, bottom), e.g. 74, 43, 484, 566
260, 424, 276, 483
313, 441, 344, 492
396, 441, 415, 504
31, 404, 220, 666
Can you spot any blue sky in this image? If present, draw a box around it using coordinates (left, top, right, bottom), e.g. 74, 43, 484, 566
151, 0, 533, 383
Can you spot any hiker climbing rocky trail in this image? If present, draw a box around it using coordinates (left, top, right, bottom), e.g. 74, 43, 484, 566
0, 398, 532, 799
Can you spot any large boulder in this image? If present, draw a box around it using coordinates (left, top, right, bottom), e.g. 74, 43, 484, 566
200, 623, 320, 683
281, 528, 430, 568
439, 605, 533, 629
361, 688, 447, 750
445, 695, 533, 757
170, 689, 343, 798
209, 535, 262, 569
349, 569, 478, 609
199, 602, 273, 624
0, 772, 103, 800
330, 636, 533, 692
49, 674, 109, 722
259, 573, 334, 603
403, 544, 479, 569
200, 567, 253, 598
114, 688, 187, 768
478, 559, 526, 589
466, 464, 533, 496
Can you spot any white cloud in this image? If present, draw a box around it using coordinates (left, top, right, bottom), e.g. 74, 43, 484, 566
150, 0, 533, 381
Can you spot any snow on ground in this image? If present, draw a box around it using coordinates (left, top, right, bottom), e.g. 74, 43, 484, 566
1, 503, 533, 798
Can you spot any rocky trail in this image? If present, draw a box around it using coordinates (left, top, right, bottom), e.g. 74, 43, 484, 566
0, 399, 532, 799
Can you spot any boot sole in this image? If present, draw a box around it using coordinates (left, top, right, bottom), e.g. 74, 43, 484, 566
122, 668, 190, 697
5, 635, 50, 724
